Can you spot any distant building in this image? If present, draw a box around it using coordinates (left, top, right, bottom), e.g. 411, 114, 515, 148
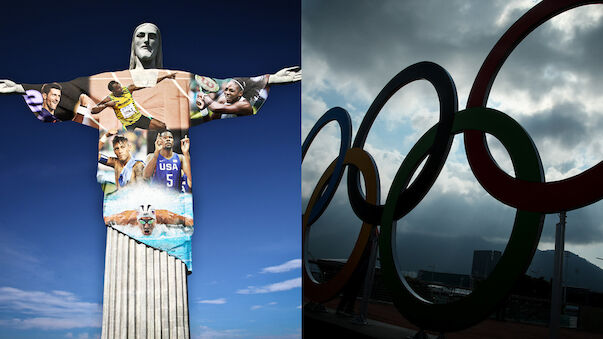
472, 250, 502, 279
417, 270, 472, 289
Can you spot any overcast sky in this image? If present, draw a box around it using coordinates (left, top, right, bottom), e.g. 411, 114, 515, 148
302, 0, 603, 272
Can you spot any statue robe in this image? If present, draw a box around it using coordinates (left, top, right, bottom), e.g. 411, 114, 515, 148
20, 69, 271, 270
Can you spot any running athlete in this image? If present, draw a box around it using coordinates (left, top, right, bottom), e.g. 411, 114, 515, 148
98, 130, 145, 189
90, 72, 176, 130
143, 130, 192, 191
104, 204, 193, 236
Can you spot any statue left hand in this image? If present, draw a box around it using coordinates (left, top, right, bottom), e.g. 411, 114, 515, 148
268, 66, 302, 84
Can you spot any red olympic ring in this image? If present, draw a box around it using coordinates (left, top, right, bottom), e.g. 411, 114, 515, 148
466, 0, 603, 213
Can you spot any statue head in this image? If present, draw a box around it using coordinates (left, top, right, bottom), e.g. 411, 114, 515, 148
129, 23, 163, 69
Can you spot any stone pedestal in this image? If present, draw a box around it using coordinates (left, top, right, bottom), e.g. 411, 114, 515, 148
101, 227, 190, 339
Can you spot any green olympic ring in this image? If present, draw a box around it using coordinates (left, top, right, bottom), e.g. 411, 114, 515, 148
379, 107, 544, 332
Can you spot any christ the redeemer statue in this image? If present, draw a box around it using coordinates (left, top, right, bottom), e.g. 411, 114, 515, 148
0, 22, 300, 338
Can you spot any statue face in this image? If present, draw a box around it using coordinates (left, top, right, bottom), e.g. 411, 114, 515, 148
134, 23, 159, 62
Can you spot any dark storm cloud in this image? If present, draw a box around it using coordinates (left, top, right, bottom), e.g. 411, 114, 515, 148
304, 1, 603, 106
504, 100, 603, 178
305, 188, 367, 260
302, 1, 512, 97
539, 203, 603, 244
519, 102, 589, 150
303, 0, 603, 267
305, 181, 516, 260
304, 171, 603, 263
576, 20, 603, 73
489, 12, 603, 105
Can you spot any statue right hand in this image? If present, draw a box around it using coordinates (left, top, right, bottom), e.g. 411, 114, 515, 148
0, 79, 25, 94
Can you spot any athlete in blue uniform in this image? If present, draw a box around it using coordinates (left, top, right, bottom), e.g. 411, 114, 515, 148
143, 130, 192, 191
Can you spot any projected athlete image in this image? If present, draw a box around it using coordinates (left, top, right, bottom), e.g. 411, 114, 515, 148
38, 83, 62, 123
91, 73, 175, 130
97, 126, 194, 265
195, 77, 254, 118
144, 130, 191, 192
189, 67, 300, 124
98, 130, 145, 190
103, 188, 194, 268
104, 204, 193, 236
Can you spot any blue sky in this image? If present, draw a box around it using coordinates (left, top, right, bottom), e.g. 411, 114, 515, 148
0, 1, 300, 338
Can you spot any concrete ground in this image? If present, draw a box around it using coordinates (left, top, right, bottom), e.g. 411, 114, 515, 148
303, 298, 603, 339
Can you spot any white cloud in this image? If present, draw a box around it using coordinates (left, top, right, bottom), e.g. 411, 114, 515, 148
301, 92, 328, 122
549, 5, 603, 43
198, 325, 243, 339
261, 259, 301, 274
0, 287, 101, 330
236, 278, 301, 294
0, 247, 39, 265
495, 0, 534, 27
255, 333, 302, 339
52, 290, 76, 299
198, 298, 227, 305
250, 301, 278, 311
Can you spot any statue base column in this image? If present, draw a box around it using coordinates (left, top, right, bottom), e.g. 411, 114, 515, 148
101, 226, 190, 338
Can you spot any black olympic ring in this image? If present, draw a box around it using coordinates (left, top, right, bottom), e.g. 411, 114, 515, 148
347, 61, 457, 225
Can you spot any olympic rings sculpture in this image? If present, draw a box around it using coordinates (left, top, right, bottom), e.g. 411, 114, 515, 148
302, 0, 603, 333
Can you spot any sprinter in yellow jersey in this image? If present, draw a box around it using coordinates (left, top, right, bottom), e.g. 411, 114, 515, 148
91, 73, 175, 130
